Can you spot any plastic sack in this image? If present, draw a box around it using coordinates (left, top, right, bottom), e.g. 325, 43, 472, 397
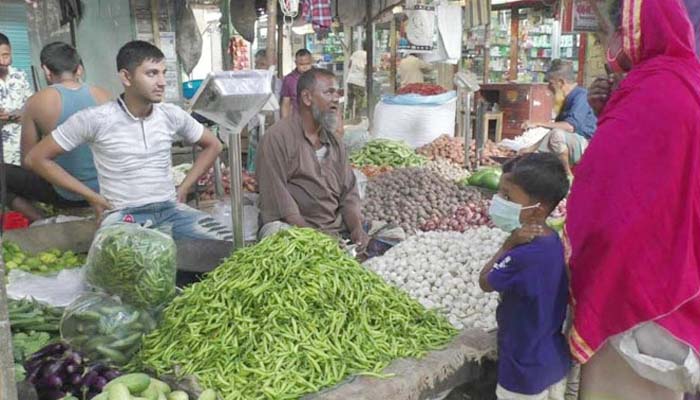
85, 223, 176, 309
60, 292, 156, 366
353, 169, 368, 200
373, 97, 457, 149
381, 91, 456, 106
7, 267, 87, 308
343, 120, 371, 154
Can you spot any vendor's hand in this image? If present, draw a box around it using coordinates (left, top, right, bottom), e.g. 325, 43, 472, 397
176, 185, 189, 203
0, 109, 20, 124
350, 228, 370, 251
505, 224, 546, 249
89, 194, 113, 222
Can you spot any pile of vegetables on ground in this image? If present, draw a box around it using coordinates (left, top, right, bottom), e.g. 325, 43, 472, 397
425, 158, 470, 182
420, 200, 492, 232
23, 342, 122, 400
397, 83, 447, 96
350, 139, 427, 168
133, 228, 456, 400
462, 167, 502, 191
356, 164, 393, 179
365, 227, 507, 330
4, 242, 84, 275
86, 224, 177, 310
196, 165, 259, 200
87, 373, 217, 400
417, 135, 466, 166
362, 167, 483, 233
9, 298, 64, 381
417, 136, 516, 167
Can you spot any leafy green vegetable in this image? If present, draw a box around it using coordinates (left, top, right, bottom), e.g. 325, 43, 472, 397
12, 331, 52, 363
86, 224, 177, 309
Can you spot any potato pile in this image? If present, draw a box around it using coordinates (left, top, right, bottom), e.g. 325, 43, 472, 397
417, 135, 517, 167
362, 168, 483, 233
417, 135, 465, 165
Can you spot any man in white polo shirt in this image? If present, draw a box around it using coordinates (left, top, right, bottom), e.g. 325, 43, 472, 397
25, 40, 232, 241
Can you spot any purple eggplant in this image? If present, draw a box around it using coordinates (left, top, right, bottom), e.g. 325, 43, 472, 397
40, 389, 69, 400
64, 352, 82, 366
68, 372, 83, 387
40, 360, 64, 379
82, 370, 99, 388
24, 357, 45, 375
93, 376, 108, 391
27, 343, 66, 363
102, 369, 121, 381
36, 374, 63, 389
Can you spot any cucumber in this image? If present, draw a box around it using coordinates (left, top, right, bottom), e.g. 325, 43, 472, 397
157, 392, 168, 400
197, 389, 217, 400
109, 332, 143, 350
150, 379, 171, 394
167, 391, 189, 400
105, 373, 151, 394
139, 386, 159, 400
96, 345, 128, 364
107, 382, 131, 400
75, 310, 102, 322
91, 394, 109, 400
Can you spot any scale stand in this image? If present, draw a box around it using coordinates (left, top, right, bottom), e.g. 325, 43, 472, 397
189, 70, 275, 250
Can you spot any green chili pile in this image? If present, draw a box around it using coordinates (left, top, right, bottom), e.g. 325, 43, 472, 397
85, 224, 177, 309
350, 139, 427, 168
133, 228, 457, 400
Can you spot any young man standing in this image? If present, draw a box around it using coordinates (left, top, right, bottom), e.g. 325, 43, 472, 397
26, 40, 232, 241
8, 42, 111, 222
280, 49, 313, 118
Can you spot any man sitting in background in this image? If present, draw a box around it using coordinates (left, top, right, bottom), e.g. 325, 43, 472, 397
256, 68, 368, 249
521, 60, 597, 177
11, 42, 111, 222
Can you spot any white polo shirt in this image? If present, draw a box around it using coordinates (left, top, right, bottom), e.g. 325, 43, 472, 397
52, 97, 204, 210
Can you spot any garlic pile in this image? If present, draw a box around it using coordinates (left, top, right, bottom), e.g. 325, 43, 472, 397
365, 227, 508, 330
425, 158, 470, 182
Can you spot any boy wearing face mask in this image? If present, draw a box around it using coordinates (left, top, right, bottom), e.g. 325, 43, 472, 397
479, 153, 571, 400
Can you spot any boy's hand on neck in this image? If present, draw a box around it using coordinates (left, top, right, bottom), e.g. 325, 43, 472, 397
504, 224, 548, 250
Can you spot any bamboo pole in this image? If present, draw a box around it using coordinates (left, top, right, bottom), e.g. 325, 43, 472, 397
267, 0, 277, 69
365, 0, 374, 121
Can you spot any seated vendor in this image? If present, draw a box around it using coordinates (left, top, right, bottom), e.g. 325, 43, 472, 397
256, 68, 369, 249
9, 42, 111, 222
25, 40, 232, 241
521, 60, 597, 176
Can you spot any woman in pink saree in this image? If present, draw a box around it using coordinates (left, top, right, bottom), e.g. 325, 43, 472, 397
567, 0, 700, 398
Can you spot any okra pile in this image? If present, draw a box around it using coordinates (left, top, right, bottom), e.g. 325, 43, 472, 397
135, 228, 457, 400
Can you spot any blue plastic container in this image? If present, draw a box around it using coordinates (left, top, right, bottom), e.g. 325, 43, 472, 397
182, 79, 203, 100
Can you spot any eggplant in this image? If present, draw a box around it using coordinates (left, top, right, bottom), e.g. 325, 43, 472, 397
37, 374, 63, 389
41, 360, 65, 379
68, 373, 83, 387
102, 369, 121, 381
40, 389, 68, 400
24, 357, 45, 375
64, 363, 80, 375
82, 370, 99, 388
64, 352, 82, 366
93, 376, 107, 391
27, 343, 66, 363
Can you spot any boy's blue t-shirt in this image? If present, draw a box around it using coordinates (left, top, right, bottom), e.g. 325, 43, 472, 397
487, 233, 571, 395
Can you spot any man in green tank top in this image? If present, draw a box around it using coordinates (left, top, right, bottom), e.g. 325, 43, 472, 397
8, 42, 111, 221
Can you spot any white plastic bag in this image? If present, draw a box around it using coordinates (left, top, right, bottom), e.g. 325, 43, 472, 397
373, 97, 457, 149
7, 267, 88, 307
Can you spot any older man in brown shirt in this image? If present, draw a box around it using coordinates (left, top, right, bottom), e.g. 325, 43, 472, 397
256, 68, 368, 248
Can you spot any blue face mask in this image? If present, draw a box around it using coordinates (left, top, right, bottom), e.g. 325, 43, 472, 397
488, 194, 540, 233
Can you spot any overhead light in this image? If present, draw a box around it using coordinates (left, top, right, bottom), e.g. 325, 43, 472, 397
392, 5, 404, 14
